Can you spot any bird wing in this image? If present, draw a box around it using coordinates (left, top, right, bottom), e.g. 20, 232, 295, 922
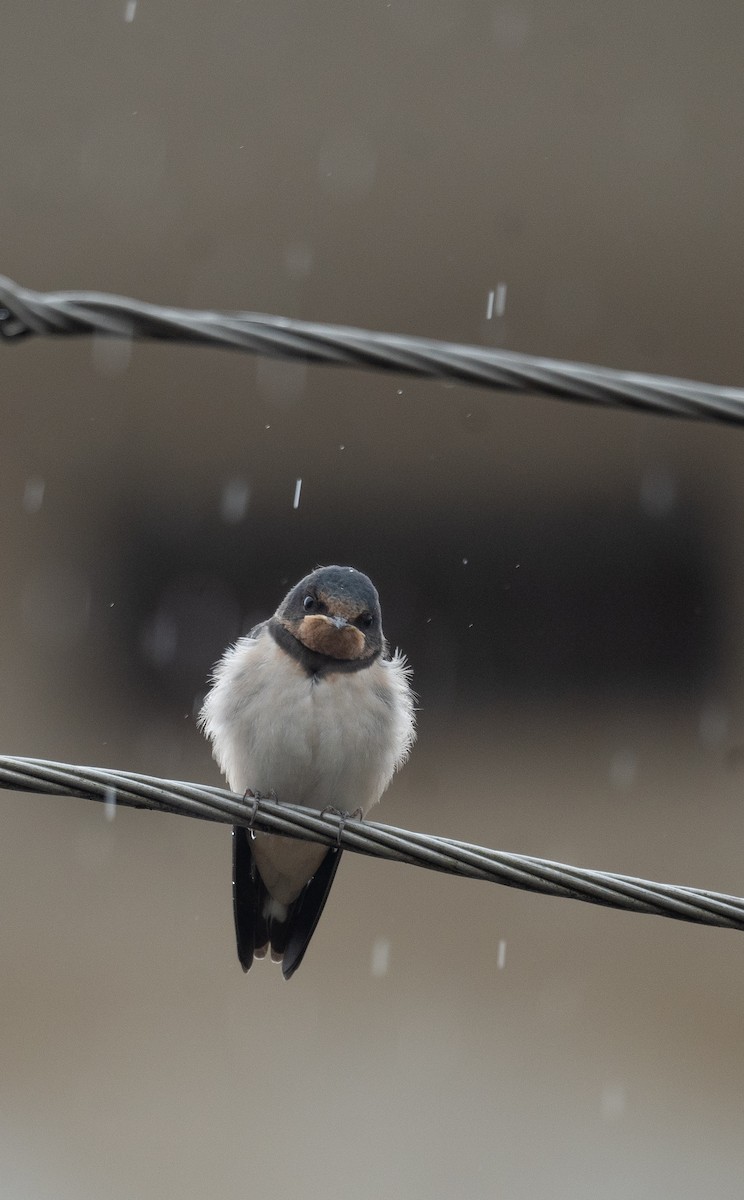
232, 825, 343, 980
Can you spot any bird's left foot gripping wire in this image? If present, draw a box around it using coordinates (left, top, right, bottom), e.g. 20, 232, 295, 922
321, 805, 364, 847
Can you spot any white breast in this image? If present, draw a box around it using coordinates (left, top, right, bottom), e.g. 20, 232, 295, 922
200, 629, 415, 902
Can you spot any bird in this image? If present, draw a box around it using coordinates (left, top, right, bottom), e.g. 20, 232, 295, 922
199, 565, 416, 979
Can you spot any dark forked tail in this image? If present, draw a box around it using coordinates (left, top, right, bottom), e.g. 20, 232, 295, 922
232, 826, 343, 980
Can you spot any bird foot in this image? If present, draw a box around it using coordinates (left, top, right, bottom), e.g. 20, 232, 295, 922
242, 788, 278, 831
321, 805, 364, 846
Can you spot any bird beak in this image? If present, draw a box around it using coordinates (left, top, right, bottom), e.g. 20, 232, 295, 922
328, 615, 348, 630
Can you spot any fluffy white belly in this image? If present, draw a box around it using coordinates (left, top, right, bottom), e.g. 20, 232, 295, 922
200, 630, 415, 903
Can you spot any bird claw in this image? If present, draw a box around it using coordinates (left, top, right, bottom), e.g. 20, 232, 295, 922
321, 805, 363, 846
242, 788, 278, 832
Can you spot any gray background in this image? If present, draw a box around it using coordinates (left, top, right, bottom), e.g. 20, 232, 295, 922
2, 3, 744, 1197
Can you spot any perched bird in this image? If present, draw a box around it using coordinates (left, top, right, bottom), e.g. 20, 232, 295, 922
200, 565, 415, 979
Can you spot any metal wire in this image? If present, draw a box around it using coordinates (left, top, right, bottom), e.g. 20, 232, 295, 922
1, 754, 742, 932
1, 275, 744, 424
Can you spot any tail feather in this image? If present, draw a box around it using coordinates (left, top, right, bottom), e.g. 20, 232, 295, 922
231, 826, 342, 980
232, 825, 268, 970
281, 848, 343, 979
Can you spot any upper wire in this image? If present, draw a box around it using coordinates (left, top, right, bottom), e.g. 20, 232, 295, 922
1, 275, 744, 423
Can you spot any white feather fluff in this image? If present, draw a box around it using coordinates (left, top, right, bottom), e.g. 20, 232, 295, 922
200, 628, 416, 904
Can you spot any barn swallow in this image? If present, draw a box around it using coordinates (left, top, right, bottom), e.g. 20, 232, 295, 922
200, 565, 416, 979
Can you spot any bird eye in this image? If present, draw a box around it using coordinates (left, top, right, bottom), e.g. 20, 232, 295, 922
360, 612, 374, 629
303, 595, 315, 612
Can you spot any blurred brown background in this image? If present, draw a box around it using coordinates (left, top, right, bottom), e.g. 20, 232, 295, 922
2, 3, 744, 1197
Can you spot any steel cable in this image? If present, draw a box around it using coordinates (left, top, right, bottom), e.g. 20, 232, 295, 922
1, 755, 742, 932
2, 275, 744, 423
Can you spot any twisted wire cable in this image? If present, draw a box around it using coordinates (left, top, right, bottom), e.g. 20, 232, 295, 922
1, 275, 744, 424
1, 755, 742, 932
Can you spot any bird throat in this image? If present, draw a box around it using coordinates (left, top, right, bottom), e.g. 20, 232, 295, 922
296, 614, 366, 660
